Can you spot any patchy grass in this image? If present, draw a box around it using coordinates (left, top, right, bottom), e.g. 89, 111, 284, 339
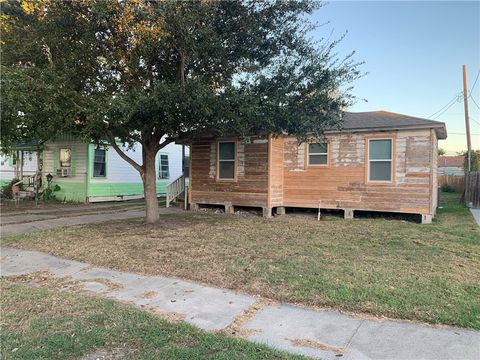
3, 193, 479, 329
0, 278, 302, 360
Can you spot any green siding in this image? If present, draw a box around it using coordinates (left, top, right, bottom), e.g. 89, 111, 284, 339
50, 181, 87, 203
87, 181, 168, 198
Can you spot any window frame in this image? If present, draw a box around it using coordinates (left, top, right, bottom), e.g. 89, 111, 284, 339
92, 148, 107, 178
158, 153, 170, 180
366, 136, 396, 184
59, 148, 72, 169
306, 141, 330, 168
216, 140, 237, 181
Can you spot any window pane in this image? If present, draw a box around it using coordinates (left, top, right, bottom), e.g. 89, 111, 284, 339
93, 162, 106, 177
369, 139, 392, 160
93, 149, 106, 177
219, 161, 234, 179
309, 154, 328, 165
219, 142, 235, 160
309, 143, 327, 154
159, 155, 169, 179
60, 148, 71, 167
370, 161, 392, 181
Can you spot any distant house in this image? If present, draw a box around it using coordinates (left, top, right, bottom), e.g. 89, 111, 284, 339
0, 136, 186, 202
438, 155, 464, 176
187, 111, 447, 224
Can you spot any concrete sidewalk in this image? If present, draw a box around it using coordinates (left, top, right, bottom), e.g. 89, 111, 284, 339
1, 247, 478, 360
0, 207, 177, 237
471, 208, 480, 226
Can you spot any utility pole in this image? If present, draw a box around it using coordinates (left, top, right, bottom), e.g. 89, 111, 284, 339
462, 64, 472, 172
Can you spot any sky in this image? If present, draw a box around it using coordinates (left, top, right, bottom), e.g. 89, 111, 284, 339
309, 1, 480, 153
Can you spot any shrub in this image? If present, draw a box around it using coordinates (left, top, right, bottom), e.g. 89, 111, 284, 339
441, 183, 455, 193
0, 178, 22, 199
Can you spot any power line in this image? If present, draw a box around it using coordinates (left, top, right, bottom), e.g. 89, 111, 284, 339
470, 117, 480, 126
469, 94, 480, 110
428, 93, 462, 119
449, 132, 480, 135
469, 70, 480, 95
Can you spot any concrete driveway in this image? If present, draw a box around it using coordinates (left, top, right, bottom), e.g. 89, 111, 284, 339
0, 202, 177, 237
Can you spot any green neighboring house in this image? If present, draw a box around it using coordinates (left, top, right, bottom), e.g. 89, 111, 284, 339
0, 137, 186, 202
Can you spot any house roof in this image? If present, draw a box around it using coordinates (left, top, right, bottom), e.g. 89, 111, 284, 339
335, 111, 447, 139
438, 155, 464, 168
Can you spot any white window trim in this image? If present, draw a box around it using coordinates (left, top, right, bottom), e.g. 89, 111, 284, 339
159, 154, 169, 180
217, 141, 236, 180
367, 138, 393, 183
307, 142, 329, 167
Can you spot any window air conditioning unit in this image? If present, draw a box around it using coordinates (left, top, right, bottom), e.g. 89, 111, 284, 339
57, 168, 71, 177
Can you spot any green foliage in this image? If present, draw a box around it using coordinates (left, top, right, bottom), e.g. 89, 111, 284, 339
438, 148, 446, 156
39, 183, 61, 202
1, 0, 362, 148
1, 178, 21, 199
461, 150, 480, 172
440, 183, 455, 193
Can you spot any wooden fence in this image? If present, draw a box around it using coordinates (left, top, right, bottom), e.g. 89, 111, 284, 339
439, 175, 465, 193
465, 172, 480, 208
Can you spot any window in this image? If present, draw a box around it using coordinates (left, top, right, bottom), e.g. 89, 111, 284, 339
368, 139, 393, 182
11, 153, 17, 166
218, 141, 236, 179
308, 143, 328, 166
59, 148, 71, 168
159, 154, 169, 179
93, 149, 106, 177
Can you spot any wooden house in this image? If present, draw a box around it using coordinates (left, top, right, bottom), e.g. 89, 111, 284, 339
187, 111, 447, 224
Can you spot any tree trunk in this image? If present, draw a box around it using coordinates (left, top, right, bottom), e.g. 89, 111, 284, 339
142, 148, 159, 223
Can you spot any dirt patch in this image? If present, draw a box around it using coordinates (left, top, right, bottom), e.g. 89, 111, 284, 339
143, 290, 158, 299
290, 338, 345, 355
145, 306, 187, 322
80, 348, 137, 360
224, 298, 272, 337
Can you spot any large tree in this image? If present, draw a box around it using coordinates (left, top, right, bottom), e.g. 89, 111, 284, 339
1, 0, 362, 222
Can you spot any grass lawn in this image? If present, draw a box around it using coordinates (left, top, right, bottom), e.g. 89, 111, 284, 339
1, 278, 301, 360
3, 193, 479, 329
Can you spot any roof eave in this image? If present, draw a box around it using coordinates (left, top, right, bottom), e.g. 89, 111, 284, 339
325, 123, 447, 139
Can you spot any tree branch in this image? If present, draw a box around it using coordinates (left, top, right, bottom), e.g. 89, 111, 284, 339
106, 131, 143, 174
158, 137, 175, 150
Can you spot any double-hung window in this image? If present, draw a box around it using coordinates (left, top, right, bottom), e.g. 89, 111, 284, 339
308, 143, 328, 166
93, 149, 106, 177
59, 148, 72, 168
159, 154, 169, 179
368, 139, 393, 182
218, 141, 236, 180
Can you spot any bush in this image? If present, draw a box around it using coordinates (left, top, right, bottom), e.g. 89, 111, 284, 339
441, 183, 455, 193
39, 183, 61, 202
0, 178, 22, 199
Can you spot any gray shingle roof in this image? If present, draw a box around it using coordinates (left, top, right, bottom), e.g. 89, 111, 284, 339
337, 111, 447, 139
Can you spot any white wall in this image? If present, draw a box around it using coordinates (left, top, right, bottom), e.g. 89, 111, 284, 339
90, 141, 186, 184
0, 151, 38, 182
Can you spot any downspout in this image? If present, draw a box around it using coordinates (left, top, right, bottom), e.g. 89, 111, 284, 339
85, 143, 91, 203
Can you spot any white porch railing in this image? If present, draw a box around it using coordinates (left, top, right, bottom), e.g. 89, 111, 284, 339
166, 175, 185, 208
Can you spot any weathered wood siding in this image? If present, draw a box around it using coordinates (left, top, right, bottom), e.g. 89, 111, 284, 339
431, 129, 439, 213
282, 129, 436, 215
269, 136, 284, 207
190, 136, 269, 207
189, 129, 438, 216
